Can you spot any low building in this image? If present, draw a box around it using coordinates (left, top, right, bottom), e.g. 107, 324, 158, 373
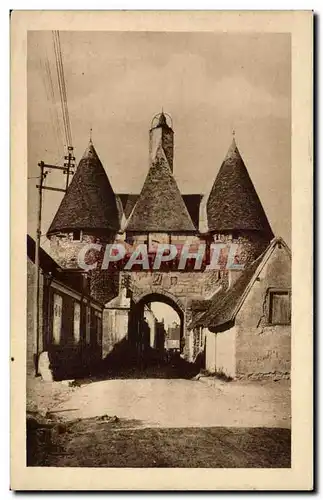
190, 238, 291, 379
166, 323, 181, 350
27, 235, 104, 380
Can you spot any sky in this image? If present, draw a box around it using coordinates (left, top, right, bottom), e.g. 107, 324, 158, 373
28, 31, 291, 246
150, 303, 179, 330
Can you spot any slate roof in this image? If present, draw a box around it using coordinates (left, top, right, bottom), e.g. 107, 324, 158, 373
207, 138, 274, 236
117, 193, 202, 229
197, 257, 262, 330
117, 194, 140, 219
47, 142, 120, 236
125, 145, 196, 233
27, 234, 84, 295
191, 237, 290, 330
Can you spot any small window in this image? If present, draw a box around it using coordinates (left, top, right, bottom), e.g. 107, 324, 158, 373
125, 234, 134, 245
268, 290, 291, 325
72, 230, 82, 241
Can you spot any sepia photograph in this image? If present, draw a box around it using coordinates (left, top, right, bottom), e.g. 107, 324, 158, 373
11, 10, 313, 491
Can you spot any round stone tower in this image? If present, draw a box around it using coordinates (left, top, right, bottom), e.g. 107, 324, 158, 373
47, 140, 121, 303
206, 136, 274, 286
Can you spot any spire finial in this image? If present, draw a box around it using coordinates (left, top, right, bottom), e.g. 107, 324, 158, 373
158, 110, 167, 126
232, 128, 235, 137
89, 127, 93, 144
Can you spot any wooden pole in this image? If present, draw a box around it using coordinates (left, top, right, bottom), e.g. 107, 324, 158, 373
34, 161, 45, 375
64, 146, 75, 190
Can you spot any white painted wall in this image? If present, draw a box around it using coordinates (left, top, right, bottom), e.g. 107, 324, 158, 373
215, 326, 237, 378
205, 329, 216, 373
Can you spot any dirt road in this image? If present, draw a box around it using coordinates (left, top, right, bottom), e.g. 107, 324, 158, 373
27, 377, 291, 468
49, 377, 290, 429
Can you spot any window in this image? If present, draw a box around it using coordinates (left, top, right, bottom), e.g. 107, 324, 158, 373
268, 289, 291, 325
52, 294, 63, 344
73, 302, 81, 342
72, 230, 82, 241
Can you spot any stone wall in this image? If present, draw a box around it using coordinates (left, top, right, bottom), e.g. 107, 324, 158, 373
27, 257, 44, 376
127, 271, 206, 305
235, 244, 291, 379
102, 308, 129, 358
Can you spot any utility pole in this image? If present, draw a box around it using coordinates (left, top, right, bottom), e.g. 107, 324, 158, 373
64, 146, 75, 191
34, 157, 75, 375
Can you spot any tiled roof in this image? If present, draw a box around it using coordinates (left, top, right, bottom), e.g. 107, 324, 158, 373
117, 194, 140, 219
27, 234, 84, 294
191, 238, 290, 330
207, 138, 274, 236
47, 142, 120, 235
198, 257, 262, 329
125, 145, 196, 233
118, 193, 202, 229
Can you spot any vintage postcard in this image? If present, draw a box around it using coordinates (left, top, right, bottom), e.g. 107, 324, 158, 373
11, 10, 313, 491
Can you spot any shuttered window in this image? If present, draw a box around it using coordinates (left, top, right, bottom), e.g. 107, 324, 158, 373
268, 290, 291, 325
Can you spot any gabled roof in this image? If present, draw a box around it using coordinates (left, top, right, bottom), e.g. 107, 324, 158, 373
47, 142, 120, 236
191, 237, 291, 330
125, 145, 196, 233
207, 138, 274, 236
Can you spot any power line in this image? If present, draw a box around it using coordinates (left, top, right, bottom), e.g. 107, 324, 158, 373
44, 55, 65, 149
52, 31, 69, 149
52, 30, 73, 149
38, 56, 62, 159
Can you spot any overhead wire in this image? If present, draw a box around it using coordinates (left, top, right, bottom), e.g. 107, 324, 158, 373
44, 54, 65, 150
38, 56, 62, 160
52, 30, 73, 149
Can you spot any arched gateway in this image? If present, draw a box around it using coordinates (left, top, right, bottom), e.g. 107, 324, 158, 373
128, 291, 185, 363
47, 111, 275, 372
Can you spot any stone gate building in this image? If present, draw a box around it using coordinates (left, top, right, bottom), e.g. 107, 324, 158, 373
44, 111, 291, 379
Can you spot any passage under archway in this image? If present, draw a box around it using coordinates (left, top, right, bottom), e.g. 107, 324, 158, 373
128, 293, 184, 365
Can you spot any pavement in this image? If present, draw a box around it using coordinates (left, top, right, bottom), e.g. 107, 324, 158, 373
47, 377, 291, 429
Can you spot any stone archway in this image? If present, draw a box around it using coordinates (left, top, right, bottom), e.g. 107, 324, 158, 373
129, 290, 185, 360
133, 287, 185, 315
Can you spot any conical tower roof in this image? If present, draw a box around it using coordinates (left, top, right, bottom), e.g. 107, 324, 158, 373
126, 145, 195, 232
207, 137, 273, 236
47, 141, 120, 236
